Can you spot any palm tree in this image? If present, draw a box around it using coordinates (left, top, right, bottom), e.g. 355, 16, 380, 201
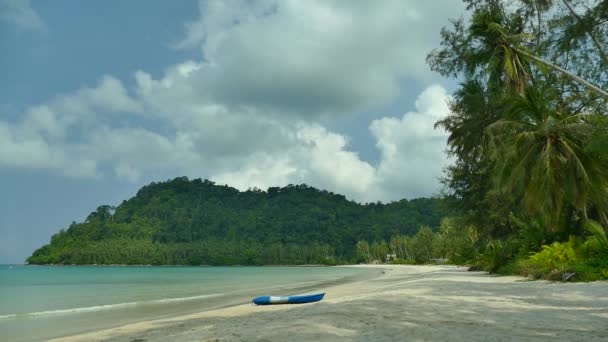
466, 7, 532, 95
485, 18, 608, 98
427, 4, 532, 95
560, 0, 608, 65
512, 47, 608, 98
487, 86, 608, 231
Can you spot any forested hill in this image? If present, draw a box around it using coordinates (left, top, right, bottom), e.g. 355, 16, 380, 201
27, 177, 449, 265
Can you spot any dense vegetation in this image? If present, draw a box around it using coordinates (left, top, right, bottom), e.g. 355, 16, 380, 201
27, 177, 448, 265
413, 0, 608, 281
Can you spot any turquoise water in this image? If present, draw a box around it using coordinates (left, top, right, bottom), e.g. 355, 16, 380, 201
0, 265, 377, 341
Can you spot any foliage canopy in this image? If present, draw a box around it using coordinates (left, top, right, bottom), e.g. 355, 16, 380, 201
27, 177, 448, 265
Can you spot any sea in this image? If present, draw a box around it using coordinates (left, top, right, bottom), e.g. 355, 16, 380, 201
0, 265, 377, 341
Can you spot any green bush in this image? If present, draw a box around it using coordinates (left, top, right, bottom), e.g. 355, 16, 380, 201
570, 256, 608, 281
529, 241, 578, 272
516, 241, 578, 280
476, 240, 517, 273
515, 239, 608, 281
581, 220, 608, 257
517, 257, 550, 279
495, 259, 521, 275
390, 258, 416, 265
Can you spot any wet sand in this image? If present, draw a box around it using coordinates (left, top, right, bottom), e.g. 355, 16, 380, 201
52, 265, 608, 341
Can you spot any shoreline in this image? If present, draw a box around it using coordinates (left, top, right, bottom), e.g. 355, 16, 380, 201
51, 265, 608, 341
3, 265, 378, 342
48, 265, 389, 342
20, 263, 338, 267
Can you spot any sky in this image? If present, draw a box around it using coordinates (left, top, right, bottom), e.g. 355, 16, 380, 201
0, 0, 466, 263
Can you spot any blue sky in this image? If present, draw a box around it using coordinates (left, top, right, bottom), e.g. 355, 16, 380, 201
0, 0, 464, 263
1, 1, 198, 107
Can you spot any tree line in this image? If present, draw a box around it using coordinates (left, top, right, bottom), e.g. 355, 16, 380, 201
27, 177, 449, 265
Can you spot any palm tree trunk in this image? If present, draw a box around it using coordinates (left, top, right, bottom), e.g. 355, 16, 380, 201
561, 0, 608, 65
582, 205, 589, 221
535, 1, 542, 48
514, 47, 608, 98
600, 211, 608, 229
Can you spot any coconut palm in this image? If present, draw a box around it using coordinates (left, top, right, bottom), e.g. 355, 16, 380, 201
487, 86, 608, 231
466, 7, 532, 94
486, 18, 608, 98
427, 4, 532, 95
560, 0, 608, 65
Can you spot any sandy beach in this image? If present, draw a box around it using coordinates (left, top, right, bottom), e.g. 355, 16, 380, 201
51, 265, 608, 342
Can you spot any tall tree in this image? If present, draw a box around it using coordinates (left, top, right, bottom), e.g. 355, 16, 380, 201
487, 86, 608, 230
428, 0, 608, 245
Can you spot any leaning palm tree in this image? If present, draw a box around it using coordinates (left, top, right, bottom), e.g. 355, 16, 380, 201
486, 19, 608, 98
487, 86, 608, 231
465, 7, 532, 95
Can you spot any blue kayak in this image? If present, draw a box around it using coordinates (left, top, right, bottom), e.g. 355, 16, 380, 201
252, 293, 325, 305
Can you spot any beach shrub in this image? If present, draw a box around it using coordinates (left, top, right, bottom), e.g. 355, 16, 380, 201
582, 220, 608, 256
495, 258, 521, 275
569, 256, 608, 281
476, 239, 517, 273
390, 258, 416, 265
517, 239, 585, 280
516, 257, 549, 279
529, 241, 578, 272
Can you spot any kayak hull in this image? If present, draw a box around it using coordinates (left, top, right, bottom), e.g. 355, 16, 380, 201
252, 293, 325, 305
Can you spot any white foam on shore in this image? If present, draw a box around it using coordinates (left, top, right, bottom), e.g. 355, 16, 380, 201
0, 293, 223, 320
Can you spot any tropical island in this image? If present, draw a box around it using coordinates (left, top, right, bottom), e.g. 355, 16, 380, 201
28, 170, 607, 281
27, 177, 448, 266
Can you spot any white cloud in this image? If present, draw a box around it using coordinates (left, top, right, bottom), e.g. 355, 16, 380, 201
0, 1, 459, 202
0, 120, 98, 177
212, 123, 377, 200
0, 76, 140, 178
210, 85, 452, 202
0, 0, 45, 31
371, 85, 452, 199
0, 74, 451, 202
171, 0, 463, 117
212, 154, 297, 191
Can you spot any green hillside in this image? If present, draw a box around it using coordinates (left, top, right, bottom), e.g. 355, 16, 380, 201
27, 177, 449, 265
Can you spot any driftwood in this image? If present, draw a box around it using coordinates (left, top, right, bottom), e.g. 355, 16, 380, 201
562, 272, 576, 281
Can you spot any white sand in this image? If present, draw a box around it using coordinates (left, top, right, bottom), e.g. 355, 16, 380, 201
52, 265, 608, 341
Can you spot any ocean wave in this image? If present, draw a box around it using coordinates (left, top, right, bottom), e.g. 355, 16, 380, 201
0, 293, 223, 319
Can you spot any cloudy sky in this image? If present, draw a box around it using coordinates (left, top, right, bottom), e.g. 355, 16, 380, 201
0, 0, 465, 263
